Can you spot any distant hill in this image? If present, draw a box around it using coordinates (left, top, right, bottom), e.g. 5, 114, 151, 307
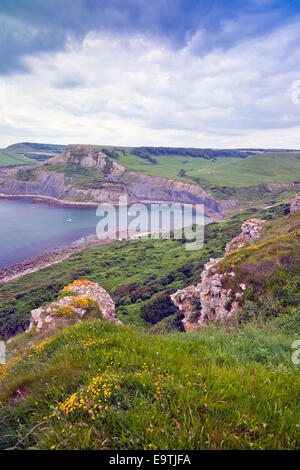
0, 142, 66, 167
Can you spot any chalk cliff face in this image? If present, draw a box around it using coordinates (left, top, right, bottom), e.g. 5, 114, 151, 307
171, 218, 266, 331
0, 145, 236, 220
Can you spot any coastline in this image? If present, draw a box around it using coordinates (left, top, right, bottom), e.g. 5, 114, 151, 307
0, 193, 224, 220
0, 194, 218, 285
0, 231, 131, 285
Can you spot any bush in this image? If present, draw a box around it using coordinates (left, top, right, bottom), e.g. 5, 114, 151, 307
149, 311, 184, 334
141, 289, 177, 324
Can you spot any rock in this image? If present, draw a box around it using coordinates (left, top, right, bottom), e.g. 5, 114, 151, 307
170, 218, 266, 331
225, 218, 265, 254
171, 257, 240, 331
290, 196, 300, 215
0, 145, 236, 221
28, 280, 122, 333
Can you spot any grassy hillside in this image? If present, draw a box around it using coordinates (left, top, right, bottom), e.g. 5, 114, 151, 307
0, 317, 299, 450
0, 203, 299, 450
0, 204, 291, 340
0, 142, 65, 167
111, 149, 300, 188
0, 150, 35, 167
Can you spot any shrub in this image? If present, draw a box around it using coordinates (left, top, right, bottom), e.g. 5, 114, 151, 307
52, 306, 74, 318
141, 289, 177, 324
149, 311, 184, 334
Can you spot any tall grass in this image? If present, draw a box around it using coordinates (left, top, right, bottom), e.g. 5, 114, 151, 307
0, 320, 299, 450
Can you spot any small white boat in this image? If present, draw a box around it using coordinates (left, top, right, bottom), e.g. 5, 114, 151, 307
66, 218, 72, 222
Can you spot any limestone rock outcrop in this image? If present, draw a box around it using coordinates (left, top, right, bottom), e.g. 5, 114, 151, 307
171, 258, 239, 331
64, 145, 126, 176
225, 218, 265, 254
171, 218, 266, 331
28, 280, 122, 333
290, 196, 300, 215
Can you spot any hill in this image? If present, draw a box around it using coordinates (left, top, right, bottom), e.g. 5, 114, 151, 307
0, 202, 299, 450
0, 142, 65, 167
1, 144, 299, 214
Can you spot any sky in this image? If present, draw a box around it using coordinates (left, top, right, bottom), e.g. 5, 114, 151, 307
1, 0, 300, 148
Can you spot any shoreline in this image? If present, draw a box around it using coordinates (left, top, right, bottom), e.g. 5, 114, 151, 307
0, 230, 139, 285
0, 193, 223, 220
0, 194, 220, 285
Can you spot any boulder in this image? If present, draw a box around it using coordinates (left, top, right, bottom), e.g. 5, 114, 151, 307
28, 280, 122, 333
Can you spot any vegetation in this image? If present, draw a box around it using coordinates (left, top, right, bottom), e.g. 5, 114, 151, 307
0, 200, 299, 450
0, 203, 291, 339
0, 319, 299, 450
141, 289, 178, 324
0, 150, 35, 167
219, 213, 300, 329
0, 143, 65, 167
108, 148, 300, 187
42, 163, 106, 189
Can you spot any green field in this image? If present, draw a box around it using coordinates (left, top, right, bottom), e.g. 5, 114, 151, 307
0, 150, 35, 167
113, 150, 300, 188
0, 142, 65, 167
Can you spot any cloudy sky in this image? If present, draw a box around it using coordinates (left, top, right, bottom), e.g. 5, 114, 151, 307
1, 0, 300, 148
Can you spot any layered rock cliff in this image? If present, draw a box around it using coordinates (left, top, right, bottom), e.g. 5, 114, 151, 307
0, 145, 235, 221
0, 170, 68, 199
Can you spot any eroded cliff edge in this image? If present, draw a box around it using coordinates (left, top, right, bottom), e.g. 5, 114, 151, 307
0, 145, 236, 221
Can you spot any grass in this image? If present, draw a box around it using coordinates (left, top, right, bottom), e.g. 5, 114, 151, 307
0, 319, 299, 450
0, 143, 65, 168
0, 204, 289, 339
112, 150, 300, 188
0, 150, 35, 167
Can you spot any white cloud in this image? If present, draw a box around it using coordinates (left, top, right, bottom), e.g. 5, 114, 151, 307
1, 21, 300, 148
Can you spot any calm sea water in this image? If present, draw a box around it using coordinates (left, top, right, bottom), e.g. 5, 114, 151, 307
0, 198, 210, 269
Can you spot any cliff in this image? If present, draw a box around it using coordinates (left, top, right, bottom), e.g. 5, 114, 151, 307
0, 145, 236, 220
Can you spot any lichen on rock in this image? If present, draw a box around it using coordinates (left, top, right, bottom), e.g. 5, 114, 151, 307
28, 280, 122, 333
171, 218, 266, 332
225, 218, 265, 254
